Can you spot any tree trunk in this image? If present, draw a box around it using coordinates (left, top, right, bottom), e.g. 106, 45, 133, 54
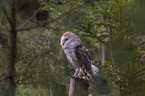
50, 84, 67, 96
69, 78, 89, 96
8, 0, 17, 95
101, 44, 105, 67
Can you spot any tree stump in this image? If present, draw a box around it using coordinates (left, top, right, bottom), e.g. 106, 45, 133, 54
50, 84, 67, 96
69, 78, 89, 96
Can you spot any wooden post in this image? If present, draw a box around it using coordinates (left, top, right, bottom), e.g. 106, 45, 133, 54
69, 78, 89, 96
50, 84, 67, 96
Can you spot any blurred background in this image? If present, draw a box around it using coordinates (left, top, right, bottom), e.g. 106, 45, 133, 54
0, 0, 145, 96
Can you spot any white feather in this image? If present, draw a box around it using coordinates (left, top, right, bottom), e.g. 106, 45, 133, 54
92, 64, 99, 76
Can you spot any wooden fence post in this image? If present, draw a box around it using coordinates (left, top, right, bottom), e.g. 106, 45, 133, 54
69, 78, 89, 96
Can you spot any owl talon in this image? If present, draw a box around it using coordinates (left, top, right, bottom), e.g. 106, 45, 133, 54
66, 76, 73, 79
72, 76, 82, 79
66, 75, 85, 80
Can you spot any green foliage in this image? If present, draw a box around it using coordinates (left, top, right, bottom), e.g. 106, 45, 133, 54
104, 49, 145, 96
17, 85, 32, 96
0, 0, 145, 96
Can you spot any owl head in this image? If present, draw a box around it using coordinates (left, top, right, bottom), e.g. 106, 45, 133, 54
60, 32, 82, 49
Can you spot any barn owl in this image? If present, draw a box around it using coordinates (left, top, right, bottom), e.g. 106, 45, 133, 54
60, 32, 99, 83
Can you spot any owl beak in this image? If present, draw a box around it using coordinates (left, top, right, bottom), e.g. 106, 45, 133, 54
62, 42, 64, 47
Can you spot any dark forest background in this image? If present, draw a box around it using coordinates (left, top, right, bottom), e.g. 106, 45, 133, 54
0, 0, 145, 96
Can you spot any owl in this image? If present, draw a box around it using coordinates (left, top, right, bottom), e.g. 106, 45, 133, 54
60, 32, 99, 83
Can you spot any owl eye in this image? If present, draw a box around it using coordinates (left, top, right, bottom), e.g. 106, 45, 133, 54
65, 38, 69, 42
62, 38, 69, 46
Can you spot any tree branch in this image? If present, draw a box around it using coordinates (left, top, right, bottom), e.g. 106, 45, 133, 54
18, 4, 79, 31
17, 1, 47, 31
76, 25, 109, 47
2, 7, 14, 30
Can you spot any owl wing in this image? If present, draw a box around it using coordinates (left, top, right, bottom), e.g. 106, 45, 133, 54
75, 45, 92, 73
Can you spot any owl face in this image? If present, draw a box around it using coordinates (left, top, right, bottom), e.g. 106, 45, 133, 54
60, 32, 82, 49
